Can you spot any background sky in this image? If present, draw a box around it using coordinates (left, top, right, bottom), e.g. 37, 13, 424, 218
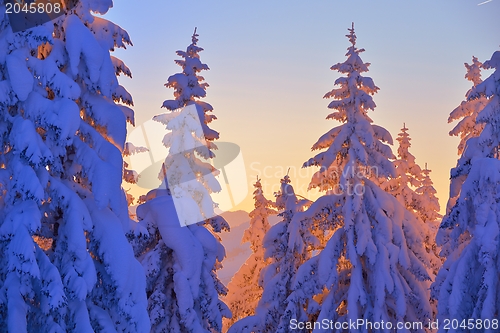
109, 0, 500, 213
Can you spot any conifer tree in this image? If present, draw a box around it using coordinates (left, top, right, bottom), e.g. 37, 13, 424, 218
384, 124, 423, 208
384, 126, 442, 276
448, 56, 488, 155
447, 56, 488, 211
228, 175, 313, 333
287, 24, 434, 331
223, 177, 276, 331
434, 50, 500, 329
416, 164, 441, 226
0, 1, 150, 331
132, 29, 231, 333
384, 125, 442, 226
414, 163, 443, 283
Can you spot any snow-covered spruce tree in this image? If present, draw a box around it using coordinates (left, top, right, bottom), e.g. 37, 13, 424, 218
223, 177, 276, 331
434, 50, 500, 329
383, 126, 441, 275
384, 125, 442, 226
383, 124, 423, 207
448, 56, 488, 156
134, 193, 230, 333
415, 164, 441, 227
290, 24, 434, 331
131, 29, 231, 333
0, 2, 150, 332
409, 162, 443, 317
446, 56, 488, 212
414, 164, 442, 278
228, 175, 313, 333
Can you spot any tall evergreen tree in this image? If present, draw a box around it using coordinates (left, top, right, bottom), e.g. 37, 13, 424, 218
288, 24, 434, 332
153, 28, 221, 224
447, 56, 488, 212
223, 177, 276, 331
434, 50, 500, 330
131, 29, 231, 333
0, 1, 150, 332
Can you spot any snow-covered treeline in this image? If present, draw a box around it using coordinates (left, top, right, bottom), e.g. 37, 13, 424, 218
1, 0, 499, 329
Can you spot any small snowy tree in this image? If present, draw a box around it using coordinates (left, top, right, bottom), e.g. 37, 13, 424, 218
383, 124, 423, 207
228, 175, 313, 333
384, 126, 442, 276
131, 29, 231, 333
384, 125, 442, 225
415, 164, 442, 227
0, 2, 149, 332
434, 50, 500, 329
289, 24, 434, 331
448, 56, 488, 156
446, 56, 488, 212
416, 164, 442, 271
223, 177, 276, 331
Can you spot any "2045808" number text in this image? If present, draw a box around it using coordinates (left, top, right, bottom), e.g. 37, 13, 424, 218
5, 2, 61, 14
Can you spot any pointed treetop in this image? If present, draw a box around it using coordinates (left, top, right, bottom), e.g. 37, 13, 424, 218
254, 176, 262, 190
183, 27, 203, 59
399, 122, 410, 139
282, 169, 291, 184
396, 123, 412, 155
422, 162, 433, 178
192, 27, 199, 45
347, 22, 356, 46
398, 123, 410, 137
464, 56, 483, 86
330, 23, 369, 76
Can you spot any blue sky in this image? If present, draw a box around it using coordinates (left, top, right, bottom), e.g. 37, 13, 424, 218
108, 0, 500, 212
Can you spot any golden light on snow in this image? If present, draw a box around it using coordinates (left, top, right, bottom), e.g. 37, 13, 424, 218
33, 235, 53, 251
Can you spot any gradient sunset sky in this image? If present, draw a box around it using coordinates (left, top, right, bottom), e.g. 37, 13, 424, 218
110, 0, 500, 213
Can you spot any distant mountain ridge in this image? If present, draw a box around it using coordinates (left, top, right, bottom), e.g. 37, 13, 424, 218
218, 210, 251, 228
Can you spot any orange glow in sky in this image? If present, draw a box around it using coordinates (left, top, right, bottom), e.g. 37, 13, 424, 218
113, 0, 500, 214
